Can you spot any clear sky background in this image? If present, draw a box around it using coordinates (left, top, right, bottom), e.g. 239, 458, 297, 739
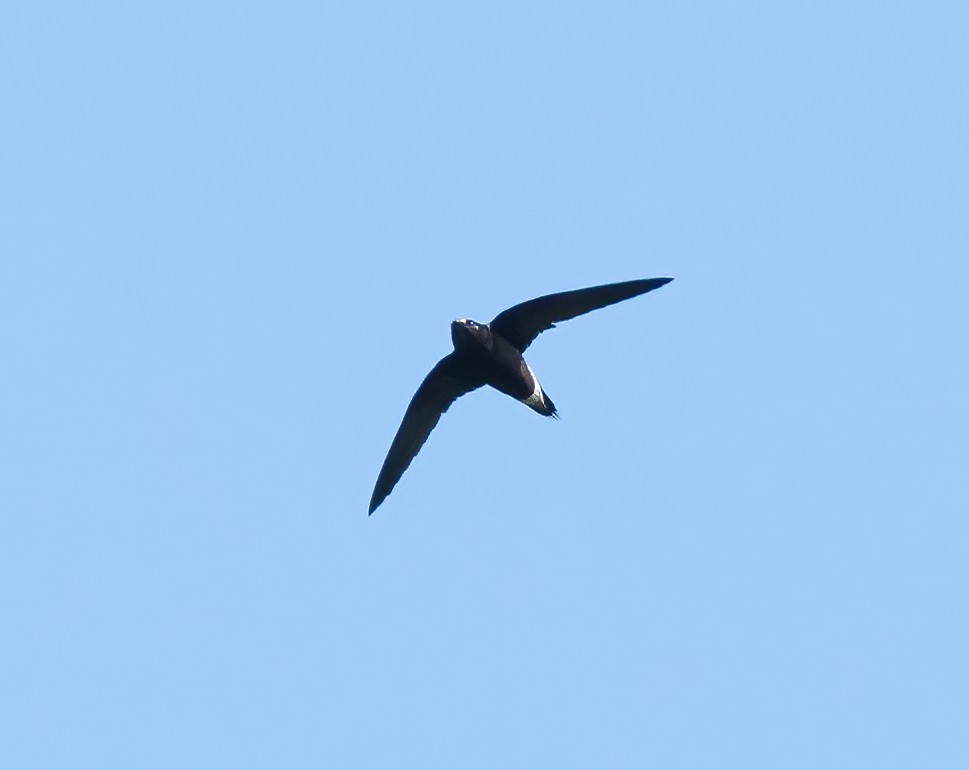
2, 2, 967, 768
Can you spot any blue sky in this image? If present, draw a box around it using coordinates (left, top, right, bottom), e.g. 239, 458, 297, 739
2, 1, 967, 767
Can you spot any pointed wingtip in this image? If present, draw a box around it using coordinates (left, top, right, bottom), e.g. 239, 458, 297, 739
639, 276, 673, 293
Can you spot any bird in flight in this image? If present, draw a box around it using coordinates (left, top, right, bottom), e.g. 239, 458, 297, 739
368, 277, 673, 514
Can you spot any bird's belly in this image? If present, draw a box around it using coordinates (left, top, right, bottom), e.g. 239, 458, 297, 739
486, 359, 534, 401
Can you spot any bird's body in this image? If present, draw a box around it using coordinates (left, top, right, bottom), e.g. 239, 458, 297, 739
369, 277, 673, 514
450, 318, 557, 416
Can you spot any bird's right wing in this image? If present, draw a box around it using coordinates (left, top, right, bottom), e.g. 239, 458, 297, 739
369, 353, 484, 515
490, 277, 673, 352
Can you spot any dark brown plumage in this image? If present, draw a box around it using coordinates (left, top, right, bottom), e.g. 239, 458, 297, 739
368, 277, 672, 515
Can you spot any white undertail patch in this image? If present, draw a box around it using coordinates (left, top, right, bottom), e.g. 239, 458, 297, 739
522, 360, 545, 408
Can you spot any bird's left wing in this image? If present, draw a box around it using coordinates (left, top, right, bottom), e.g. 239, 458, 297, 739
369, 353, 484, 515
490, 277, 673, 352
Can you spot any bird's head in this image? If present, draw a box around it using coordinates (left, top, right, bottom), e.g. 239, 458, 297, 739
451, 318, 491, 352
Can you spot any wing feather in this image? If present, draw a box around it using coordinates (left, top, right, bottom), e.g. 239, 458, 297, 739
369, 353, 483, 515
490, 277, 673, 352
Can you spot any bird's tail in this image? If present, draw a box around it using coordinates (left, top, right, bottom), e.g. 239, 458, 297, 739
527, 390, 558, 419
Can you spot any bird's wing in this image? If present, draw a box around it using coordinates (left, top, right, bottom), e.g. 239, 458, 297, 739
369, 353, 484, 515
489, 277, 673, 352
